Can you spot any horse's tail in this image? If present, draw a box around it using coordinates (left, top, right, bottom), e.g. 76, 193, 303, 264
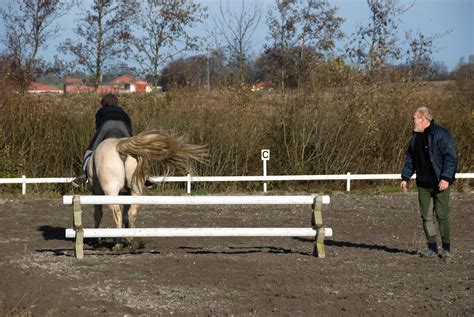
116, 129, 208, 190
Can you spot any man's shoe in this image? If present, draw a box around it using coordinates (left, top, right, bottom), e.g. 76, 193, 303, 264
419, 248, 438, 258
144, 177, 155, 189
441, 250, 452, 263
71, 174, 87, 188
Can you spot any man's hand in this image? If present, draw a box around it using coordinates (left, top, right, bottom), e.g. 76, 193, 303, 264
438, 179, 449, 191
400, 180, 408, 192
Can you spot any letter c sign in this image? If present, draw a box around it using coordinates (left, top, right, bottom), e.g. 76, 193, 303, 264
261, 149, 270, 161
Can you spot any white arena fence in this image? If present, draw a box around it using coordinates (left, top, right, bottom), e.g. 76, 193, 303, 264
2, 173, 473, 195
63, 194, 331, 259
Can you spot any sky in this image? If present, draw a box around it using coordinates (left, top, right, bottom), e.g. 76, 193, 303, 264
0, 0, 472, 71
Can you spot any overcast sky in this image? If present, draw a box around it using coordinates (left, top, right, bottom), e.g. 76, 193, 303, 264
1, 0, 472, 70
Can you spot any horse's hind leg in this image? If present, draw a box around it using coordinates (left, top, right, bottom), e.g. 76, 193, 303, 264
127, 200, 139, 229
124, 156, 141, 249
126, 201, 141, 249
109, 203, 124, 251
108, 204, 123, 229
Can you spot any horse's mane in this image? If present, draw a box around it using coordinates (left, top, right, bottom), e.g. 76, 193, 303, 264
115, 129, 208, 190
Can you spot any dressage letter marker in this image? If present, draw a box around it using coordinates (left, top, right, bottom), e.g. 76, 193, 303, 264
261, 149, 270, 192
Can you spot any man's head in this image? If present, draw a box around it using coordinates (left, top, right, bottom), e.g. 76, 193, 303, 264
412, 106, 433, 132
101, 94, 119, 107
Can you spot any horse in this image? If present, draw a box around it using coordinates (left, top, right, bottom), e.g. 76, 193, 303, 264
86, 129, 207, 250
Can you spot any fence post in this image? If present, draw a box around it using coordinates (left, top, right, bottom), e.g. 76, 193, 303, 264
346, 172, 351, 192
187, 174, 192, 194
22, 175, 26, 195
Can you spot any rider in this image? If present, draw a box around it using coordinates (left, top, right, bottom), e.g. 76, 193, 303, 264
71, 93, 155, 188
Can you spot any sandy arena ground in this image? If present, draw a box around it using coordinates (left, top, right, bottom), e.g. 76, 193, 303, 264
0, 192, 473, 316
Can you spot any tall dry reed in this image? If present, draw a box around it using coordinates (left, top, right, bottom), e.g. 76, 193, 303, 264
0, 78, 471, 192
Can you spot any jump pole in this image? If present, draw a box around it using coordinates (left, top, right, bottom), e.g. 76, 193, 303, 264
65, 227, 333, 238
65, 194, 331, 259
63, 195, 330, 205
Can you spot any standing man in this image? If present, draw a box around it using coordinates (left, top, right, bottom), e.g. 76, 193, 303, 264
401, 107, 457, 261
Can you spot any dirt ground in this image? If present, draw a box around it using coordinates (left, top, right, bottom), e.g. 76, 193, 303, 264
0, 191, 472, 316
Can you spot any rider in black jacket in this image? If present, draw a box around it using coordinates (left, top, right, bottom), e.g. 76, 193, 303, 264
87, 95, 133, 152
71, 94, 154, 188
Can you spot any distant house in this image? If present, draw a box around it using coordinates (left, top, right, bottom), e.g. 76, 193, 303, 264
251, 81, 273, 92
133, 80, 153, 93
109, 74, 152, 93
63, 85, 95, 93
56, 74, 154, 94
27, 82, 63, 94
64, 84, 124, 93
110, 74, 136, 84
97, 85, 123, 93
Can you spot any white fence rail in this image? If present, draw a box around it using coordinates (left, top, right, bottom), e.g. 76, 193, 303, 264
1, 173, 473, 195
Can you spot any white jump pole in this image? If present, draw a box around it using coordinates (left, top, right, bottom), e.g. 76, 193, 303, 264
65, 227, 333, 238
63, 195, 330, 205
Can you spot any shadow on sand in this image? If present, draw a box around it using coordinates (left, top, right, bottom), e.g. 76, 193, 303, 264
36, 226, 417, 257
294, 237, 417, 255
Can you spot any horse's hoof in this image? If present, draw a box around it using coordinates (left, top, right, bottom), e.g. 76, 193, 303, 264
112, 243, 123, 251
128, 240, 145, 251
89, 238, 100, 248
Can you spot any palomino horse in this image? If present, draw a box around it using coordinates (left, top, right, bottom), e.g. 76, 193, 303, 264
86, 129, 207, 250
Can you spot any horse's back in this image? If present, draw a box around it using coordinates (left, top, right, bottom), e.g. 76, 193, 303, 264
93, 138, 132, 195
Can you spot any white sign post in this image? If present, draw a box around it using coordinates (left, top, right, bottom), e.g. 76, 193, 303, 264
261, 149, 270, 193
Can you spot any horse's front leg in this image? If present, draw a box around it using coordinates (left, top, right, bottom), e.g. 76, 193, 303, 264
94, 204, 103, 228
123, 204, 130, 228
92, 204, 103, 247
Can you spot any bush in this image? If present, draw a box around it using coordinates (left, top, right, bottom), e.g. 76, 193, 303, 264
0, 75, 471, 192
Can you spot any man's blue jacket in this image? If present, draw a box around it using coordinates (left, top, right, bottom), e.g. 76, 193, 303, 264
401, 122, 457, 183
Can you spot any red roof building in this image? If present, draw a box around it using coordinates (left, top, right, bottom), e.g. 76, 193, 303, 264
251, 81, 273, 92
133, 80, 151, 93
110, 74, 136, 84
52, 74, 154, 94
27, 82, 63, 94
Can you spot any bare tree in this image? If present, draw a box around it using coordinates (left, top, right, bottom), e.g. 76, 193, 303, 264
266, 0, 301, 90
265, 0, 343, 89
346, 0, 411, 71
214, 0, 262, 84
202, 27, 225, 91
295, 0, 343, 88
125, 0, 207, 89
298, 0, 343, 59
0, 0, 70, 90
59, 0, 137, 88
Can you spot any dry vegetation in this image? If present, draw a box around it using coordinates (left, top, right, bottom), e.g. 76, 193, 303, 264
0, 79, 472, 192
